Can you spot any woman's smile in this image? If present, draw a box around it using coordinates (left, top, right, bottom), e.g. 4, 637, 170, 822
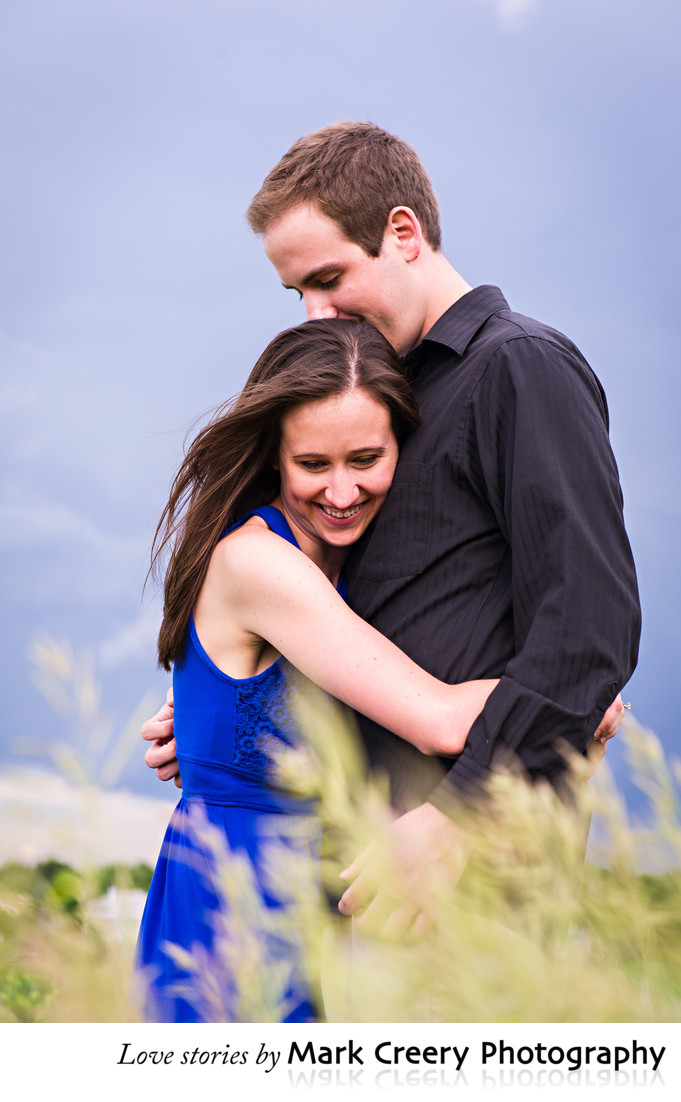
317, 500, 367, 520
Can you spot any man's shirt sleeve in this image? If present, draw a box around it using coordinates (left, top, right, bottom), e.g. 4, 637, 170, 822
428, 334, 641, 808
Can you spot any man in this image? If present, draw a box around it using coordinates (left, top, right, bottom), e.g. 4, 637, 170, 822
144, 122, 639, 930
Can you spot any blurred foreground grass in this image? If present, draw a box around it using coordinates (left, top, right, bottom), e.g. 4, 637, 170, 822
3, 712, 679, 1023
3, 637, 680, 1022
298, 692, 681, 1023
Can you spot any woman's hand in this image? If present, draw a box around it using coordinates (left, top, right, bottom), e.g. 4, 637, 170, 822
584, 693, 627, 777
592, 693, 626, 744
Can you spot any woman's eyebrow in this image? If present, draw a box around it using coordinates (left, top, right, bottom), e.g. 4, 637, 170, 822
291, 446, 388, 457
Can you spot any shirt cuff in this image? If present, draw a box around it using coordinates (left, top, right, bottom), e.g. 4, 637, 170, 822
427, 673, 618, 814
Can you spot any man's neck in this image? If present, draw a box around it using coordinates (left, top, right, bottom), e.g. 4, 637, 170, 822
415, 252, 472, 347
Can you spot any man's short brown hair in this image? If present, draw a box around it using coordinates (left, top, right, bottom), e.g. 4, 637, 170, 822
247, 121, 441, 257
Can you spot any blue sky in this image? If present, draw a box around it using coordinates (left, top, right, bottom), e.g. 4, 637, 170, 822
1, 0, 679, 803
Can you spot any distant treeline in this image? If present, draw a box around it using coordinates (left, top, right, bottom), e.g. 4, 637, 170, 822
0, 859, 153, 916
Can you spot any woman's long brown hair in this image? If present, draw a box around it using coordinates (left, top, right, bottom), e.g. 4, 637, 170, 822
153, 318, 420, 670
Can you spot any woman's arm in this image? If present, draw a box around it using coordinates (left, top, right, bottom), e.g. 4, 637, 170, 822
197, 525, 498, 756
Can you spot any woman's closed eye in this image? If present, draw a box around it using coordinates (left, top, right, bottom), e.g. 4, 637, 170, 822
353, 454, 381, 467
297, 454, 383, 473
298, 459, 327, 471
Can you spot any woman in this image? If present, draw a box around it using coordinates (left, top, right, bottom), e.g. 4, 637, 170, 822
135, 318, 499, 1023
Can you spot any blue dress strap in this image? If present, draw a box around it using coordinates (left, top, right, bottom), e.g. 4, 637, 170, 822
219, 505, 347, 597
218, 505, 300, 549
251, 505, 300, 547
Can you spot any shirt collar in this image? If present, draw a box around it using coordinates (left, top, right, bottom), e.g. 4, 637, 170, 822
404, 285, 509, 372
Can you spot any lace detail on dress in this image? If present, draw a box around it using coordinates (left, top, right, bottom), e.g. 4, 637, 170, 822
233, 663, 303, 776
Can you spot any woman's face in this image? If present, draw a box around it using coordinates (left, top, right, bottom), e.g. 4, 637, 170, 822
275, 387, 399, 557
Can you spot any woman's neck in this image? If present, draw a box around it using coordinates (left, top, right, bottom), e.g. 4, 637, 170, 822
304, 543, 347, 587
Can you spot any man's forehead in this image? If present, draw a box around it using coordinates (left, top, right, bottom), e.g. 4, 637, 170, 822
263, 203, 356, 278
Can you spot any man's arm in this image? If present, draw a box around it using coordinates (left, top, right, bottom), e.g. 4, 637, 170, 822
428, 334, 640, 808
142, 688, 182, 786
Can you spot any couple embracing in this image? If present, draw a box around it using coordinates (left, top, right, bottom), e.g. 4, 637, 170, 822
136, 122, 640, 1022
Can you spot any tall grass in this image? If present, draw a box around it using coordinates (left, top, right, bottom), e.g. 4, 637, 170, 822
2, 638, 680, 1022
1, 635, 157, 1023
290, 690, 681, 1023
140, 685, 681, 1023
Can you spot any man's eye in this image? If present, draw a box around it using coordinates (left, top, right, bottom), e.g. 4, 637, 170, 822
319, 277, 339, 291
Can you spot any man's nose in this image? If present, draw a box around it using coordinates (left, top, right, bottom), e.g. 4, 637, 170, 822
304, 293, 338, 321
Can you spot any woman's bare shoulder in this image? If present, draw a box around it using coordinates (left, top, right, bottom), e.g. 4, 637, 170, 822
208, 516, 309, 592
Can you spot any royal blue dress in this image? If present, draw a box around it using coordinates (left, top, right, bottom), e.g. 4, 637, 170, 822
136, 506, 344, 1023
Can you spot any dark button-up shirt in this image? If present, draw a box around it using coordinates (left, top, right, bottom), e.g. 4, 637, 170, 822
345, 286, 641, 812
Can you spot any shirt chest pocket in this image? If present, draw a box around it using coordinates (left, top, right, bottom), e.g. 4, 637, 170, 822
353, 462, 433, 582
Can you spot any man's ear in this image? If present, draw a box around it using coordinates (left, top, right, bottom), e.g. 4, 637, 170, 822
385, 206, 422, 262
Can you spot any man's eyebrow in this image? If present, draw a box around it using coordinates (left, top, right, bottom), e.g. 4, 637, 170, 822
282, 264, 337, 290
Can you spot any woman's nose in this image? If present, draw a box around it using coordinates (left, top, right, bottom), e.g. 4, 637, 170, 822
324, 469, 360, 509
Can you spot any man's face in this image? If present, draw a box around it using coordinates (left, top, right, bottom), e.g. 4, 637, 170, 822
263, 203, 426, 356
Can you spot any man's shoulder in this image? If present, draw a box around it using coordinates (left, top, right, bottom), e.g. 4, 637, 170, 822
465, 318, 610, 451
475, 299, 584, 364
461, 293, 602, 390
492, 305, 563, 339
422, 286, 587, 370
414, 286, 606, 420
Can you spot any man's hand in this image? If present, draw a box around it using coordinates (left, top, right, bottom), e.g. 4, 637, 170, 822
336, 694, 629, 933
141, 688, 181, 788
337, 802, 469, 938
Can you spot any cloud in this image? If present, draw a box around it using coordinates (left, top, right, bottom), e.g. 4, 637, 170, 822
0, 491, 146, 606
0, 767, 175, 865
477, 0, 538, 26
98, 605, 161, 671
